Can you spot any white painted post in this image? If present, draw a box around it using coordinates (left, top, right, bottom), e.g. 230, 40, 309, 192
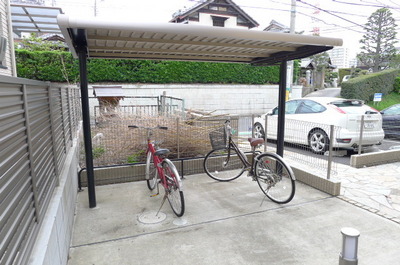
339, 227, 360, 265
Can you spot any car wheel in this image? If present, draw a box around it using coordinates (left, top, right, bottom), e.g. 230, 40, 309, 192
308, 129, 329, 154
253, 122, 265, 139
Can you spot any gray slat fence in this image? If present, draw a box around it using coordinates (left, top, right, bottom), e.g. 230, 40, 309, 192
0, 75, 81, 265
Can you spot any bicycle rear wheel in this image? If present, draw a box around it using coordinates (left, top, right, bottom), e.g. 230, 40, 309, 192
203, 148, 245, 182
146, 151, 158, 190
162, 159, 185, 217
254, 153, 295, 204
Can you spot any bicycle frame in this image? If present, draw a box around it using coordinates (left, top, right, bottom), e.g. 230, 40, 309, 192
224, 124, 258, 174
145, 131, 168, 190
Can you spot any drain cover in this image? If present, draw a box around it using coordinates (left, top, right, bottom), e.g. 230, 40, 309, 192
138, 211, 167, 224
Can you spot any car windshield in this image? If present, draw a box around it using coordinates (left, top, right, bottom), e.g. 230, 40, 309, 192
383, 105, 400, 115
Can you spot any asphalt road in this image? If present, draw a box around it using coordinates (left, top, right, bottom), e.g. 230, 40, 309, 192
275, 138, 400, 166
305, 87, 341, 98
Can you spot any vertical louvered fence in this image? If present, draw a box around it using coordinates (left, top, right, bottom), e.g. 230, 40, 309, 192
0, 75, 80, 265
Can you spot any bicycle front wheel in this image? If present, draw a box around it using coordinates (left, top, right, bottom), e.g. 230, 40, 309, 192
146, 151, 158, 190
203, 148, 245, 182
162, 159, 185, 217
254, 153, 295, 204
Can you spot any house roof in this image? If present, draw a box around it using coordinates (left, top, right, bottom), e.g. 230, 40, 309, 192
170, 0, 259, 29
263, 20, 290, 33
57, 14, 343, 66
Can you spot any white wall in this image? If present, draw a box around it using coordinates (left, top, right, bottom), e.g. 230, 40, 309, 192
197, 13, 237, 28
0, 0, 13, 76
85, 84, 281, 116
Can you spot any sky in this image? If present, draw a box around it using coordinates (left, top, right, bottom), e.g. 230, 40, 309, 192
50, 0, 400, 58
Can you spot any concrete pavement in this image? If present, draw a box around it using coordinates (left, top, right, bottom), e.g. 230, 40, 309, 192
68, 163, 400, 265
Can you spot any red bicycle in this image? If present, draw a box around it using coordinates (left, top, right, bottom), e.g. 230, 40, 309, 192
129, 125, 185, 217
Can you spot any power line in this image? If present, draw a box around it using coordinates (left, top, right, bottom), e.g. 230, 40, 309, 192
332, 0, 400, 9
297, 0, 367, 28
296, 11, 365, 33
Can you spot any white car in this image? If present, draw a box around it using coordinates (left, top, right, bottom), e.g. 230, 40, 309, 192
253, 97, 384, 154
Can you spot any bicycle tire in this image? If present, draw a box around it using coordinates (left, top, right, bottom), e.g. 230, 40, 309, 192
254, 153, 295, 204
146, 151, 158, 190
162, 159, 185, 217
203, 148, 245, 182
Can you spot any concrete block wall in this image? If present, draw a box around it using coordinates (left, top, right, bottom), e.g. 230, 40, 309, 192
87, 84, 282, 116
350, 149, 400, 168
28, 137, 80, 265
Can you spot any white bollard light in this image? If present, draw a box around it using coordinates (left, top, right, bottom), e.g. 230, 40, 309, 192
339, 227, 360, 265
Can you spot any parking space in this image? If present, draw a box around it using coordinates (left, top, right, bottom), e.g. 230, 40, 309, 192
69, 173, 400, 265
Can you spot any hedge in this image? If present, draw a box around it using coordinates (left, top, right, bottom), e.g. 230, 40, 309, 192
340, 69, 400, 102
15, 49, 281, 84
394, 76, 400, 93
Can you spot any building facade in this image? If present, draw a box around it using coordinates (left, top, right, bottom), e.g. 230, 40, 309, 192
327, 47, 352, 69
170, 0, 258, 29
0, 0, 16, 76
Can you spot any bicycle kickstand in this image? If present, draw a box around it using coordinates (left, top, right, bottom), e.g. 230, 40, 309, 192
150, 181, 160, 197
156, 194, 168, 216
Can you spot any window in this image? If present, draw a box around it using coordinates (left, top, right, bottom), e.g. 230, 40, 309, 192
0, 36, 7, 69
285, 100, 300, 114
271, 100, 300, 115
383, 105, 400, 115
0, 13, 6, 69
212, 16, 227, 27
297, 100, 326, 114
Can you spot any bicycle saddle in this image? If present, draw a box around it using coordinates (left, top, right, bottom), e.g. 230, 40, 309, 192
248, 138, 264, 147
154, 149, 170, 156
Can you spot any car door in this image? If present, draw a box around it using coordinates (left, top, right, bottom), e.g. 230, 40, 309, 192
381, 104, 400, 139
289, 100, 327, 145
266, 100, 300, 142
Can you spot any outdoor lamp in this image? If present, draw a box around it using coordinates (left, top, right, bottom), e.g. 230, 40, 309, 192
339, 227, 360, 265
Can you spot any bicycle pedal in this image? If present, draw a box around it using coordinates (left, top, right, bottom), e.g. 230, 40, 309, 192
150, 193, 159, 197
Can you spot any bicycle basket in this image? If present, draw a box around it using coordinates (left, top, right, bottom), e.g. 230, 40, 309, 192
209, 126, 227, 149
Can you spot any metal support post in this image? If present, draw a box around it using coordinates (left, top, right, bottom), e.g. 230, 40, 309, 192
277, 60, 288, 157
251, 114, 255, 138
327, 125, 334, 179
264, 115, 268, 153
176, 117, 180, 159
77, 29, 96, 208
358, 115, 365, 155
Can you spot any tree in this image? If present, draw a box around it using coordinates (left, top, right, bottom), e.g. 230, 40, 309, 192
310, 52, 331, 88
17, 33, 67, 51
357, 8, 398, 73
389, 54, 400, 69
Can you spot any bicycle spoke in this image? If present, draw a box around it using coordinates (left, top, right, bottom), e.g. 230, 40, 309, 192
163, 160, 185, 217
203, 148, 245, 181
255, 153, 295, 204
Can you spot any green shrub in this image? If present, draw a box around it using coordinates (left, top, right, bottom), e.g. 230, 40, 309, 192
92, 147, 106, 159
127, 150, 145, 164
394, 76, 400, 93
341, 69, 400, 102
15, 49, 283, 84
339, 68, 352, 83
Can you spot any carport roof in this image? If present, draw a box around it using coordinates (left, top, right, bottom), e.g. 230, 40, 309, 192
11, 4, 63, 35
57, 14, 342, 65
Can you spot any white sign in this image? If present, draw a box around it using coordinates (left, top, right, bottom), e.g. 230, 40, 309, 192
373, 93, 383, 102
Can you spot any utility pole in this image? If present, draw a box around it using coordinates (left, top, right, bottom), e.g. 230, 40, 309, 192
286, 0, 296, 100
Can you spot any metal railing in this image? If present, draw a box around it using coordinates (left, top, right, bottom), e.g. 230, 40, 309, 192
91, 95, 185, 124
0, 75, 81, 265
